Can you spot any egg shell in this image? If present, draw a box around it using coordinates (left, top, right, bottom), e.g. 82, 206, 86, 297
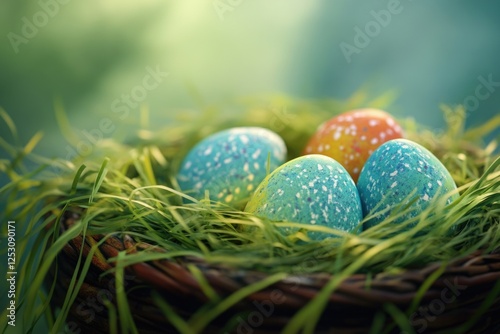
357, 139, 459, 230
303, 108, 404, 182
176, 127, 287, 209
245, 154, 363, 240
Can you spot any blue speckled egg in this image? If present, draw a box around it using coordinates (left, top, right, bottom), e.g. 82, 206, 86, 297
244, 154, 363, 240
176, 127, 287, 209
357, 139, 459, 230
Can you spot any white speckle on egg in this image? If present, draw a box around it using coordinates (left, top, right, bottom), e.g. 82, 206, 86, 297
322, 210, 329, 221
203, 146, 213, 156
390, 181, 398, 188
240, 135, 249, 144
252, 149, 261, 159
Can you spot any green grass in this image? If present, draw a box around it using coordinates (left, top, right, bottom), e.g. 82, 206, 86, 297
0, 95, 499, 333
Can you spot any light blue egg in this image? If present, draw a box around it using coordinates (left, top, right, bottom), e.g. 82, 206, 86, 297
245, 154, 363, 240
176, 127, 287, 208
357, 139, 459, 230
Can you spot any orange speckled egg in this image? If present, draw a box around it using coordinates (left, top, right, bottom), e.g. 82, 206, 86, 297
303, 108, 404, 182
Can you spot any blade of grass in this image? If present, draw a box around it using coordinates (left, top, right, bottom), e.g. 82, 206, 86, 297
89, 158, 109, 204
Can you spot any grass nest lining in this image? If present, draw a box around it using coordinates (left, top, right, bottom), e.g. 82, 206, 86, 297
1, 95, 500, 334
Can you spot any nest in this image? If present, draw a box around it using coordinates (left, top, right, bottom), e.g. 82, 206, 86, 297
50, 210, 500, 334
2, 98, 500, 333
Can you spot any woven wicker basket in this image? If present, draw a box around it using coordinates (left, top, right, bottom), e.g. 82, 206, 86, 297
47, 209, 500, 334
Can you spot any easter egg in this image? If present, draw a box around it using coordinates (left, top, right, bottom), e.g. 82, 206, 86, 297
245, 154, 363, 240
357, 139, 459, 230
176, 127, 287, 209
303, 108, 403, 182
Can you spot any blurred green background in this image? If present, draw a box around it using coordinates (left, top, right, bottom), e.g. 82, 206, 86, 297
1, 0, 499, 161
0, 1, 499, 332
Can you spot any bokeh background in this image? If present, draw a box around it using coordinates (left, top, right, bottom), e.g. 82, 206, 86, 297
1, 1, 499, 332
1, 0, 499, 161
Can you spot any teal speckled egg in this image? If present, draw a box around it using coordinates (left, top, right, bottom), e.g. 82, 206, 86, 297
357, 139, 459, 230
245, 154, 363, 240
176, 127, 287, 209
